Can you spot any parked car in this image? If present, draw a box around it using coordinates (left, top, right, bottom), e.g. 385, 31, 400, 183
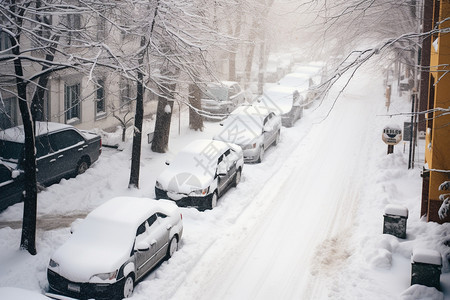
277, 72, 316, 107
155, 139, 244, 210
201, 81, 245, 118
214, 105, 281, 163
0, 161, 24, 212
257, 85, 303, 127
0, 122, 102, 190
47, 197, 183, 300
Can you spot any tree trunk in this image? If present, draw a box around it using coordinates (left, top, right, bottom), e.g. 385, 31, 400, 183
128, 37, 146, 188
244, 17, 260, 88
151, 83, 175, 153
13, 55, 37, 255
188, 83, 203, 131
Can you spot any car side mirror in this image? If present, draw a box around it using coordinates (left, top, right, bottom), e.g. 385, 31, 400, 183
165, 160, 170, 166
217, 162, 227, 176
136, 241, 150, 252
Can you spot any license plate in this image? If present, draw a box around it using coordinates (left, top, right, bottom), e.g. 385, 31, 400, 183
67, 283, 80, 293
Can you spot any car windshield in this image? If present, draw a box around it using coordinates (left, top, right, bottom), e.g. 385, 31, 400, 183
73, 216, 136, 251
222, 113, 264, 134
202, 84, 228, 102
0, 140, 23, 163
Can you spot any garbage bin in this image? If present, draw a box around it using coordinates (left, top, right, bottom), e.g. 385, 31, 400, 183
383, 204, 408, 239
411, 248, 442, 290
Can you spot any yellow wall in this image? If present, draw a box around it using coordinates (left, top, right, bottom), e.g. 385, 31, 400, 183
425, 1, 450, 222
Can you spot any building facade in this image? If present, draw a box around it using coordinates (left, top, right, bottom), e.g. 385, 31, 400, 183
421, 0, 450, 223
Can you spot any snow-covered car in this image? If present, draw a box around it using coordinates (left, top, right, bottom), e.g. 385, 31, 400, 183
0, 161, 24, 212
257, 85, 303, 127
214, 105, 281, 163
155, 139, 244, 210
201, 81, 245, 117
47, 197, 183, 300
0, 122, 102, 187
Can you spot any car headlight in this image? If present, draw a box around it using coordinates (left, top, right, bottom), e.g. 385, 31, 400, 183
155, 180, 163, 189
190, 187, 209, 196
242, 143, 257, 150
91, 270, 118, 282
48, 259, 59, 268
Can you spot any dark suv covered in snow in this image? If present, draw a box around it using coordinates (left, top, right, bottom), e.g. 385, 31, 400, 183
0, 122, 102, 211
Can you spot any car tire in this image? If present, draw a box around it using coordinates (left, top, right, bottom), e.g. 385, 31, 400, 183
206, 191, 218, 210
274, 131, 280, 146
166, 236, 179, 259
233, 169, 241, 187
76, 158, 90, 175
257, 146, 264, 163
122, 275, 134, 299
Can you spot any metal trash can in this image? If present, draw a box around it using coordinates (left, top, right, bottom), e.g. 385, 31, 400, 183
411, 248, 442, 290
383, 204, 408, 239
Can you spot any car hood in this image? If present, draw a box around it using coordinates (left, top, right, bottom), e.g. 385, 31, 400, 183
157, 168, 214, 194
51, 222, 135, 282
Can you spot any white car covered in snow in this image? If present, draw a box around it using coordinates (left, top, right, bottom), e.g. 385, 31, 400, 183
155, 139, 244, 211
257, 85, 303, 127
214, 105, 281, 163
47, 197, 183, 300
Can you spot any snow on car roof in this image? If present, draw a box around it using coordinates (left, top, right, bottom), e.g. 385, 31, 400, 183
0, 122, 73, 143
220, 81, 238, 87
231, 105, 273, 117
87, 196, 177, 227
178, 139, 229, 160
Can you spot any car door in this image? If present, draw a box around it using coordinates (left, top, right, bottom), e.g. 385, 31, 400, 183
146, 213, 169, 264
0, 164, 23, 210
153, 213, 172, 261
134, 221, 152, 279
35, 134, 60, 185
216, 153, 229, 196
262, 114, 274, 147
48, 129, 86, 178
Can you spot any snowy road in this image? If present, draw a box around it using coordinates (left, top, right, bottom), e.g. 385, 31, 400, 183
165, 74, 380, 299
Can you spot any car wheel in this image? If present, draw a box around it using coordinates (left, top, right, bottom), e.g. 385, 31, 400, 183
122, 275, 134, 298
76, 158, 89, 175
274, 131, 280, 146
166, 236, 179, 259
207, 191, 218, 210
257, 146, 264, 163
233, 169, 241, 187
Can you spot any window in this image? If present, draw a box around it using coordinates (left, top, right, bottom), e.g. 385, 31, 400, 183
35, 135, 53, 158
35, 13, 52, 41
49, 130, 84, 151
120, 78, 134, 109
95, 79, 106, 117
0, 96, 17, 129
0, 31, 12, 52
65, 83, 81, 123
136, 222, 146, 236
66, 14, 81, 45
97, 16, 106, 42
147, 214, 158, 227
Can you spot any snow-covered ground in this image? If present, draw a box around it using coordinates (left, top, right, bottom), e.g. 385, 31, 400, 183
0, 62, 449, 300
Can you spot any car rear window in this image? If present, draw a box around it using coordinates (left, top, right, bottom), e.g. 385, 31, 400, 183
0, 140, 23, 162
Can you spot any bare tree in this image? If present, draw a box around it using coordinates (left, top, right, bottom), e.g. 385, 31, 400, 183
0, 0, 121, 254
